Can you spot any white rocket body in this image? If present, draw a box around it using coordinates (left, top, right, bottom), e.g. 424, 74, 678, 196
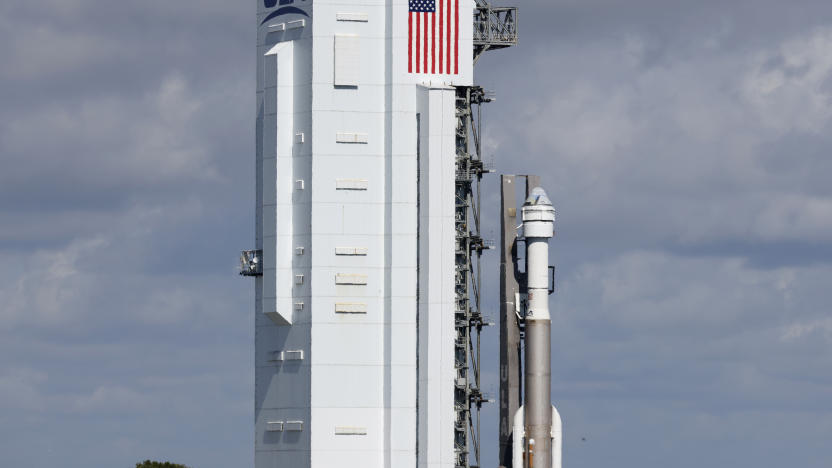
513, 187, 560, 468
513, 405, 562, 468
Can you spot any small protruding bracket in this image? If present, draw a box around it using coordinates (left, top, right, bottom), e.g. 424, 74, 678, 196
240, 249, 263, 277
548, 265, 556, 295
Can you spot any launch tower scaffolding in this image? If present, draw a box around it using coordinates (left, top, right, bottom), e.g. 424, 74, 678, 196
454, 86, 491, 468
455, 6, 516, 466
473, 0, 518, 63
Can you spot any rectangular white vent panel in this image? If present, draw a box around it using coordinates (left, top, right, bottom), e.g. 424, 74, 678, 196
287, 19, 305, 29
335, 302, 368, 314
335, 132, 368, 144
284, 350, 304, 361
336, 12, 369, 22
336, 179, 369, 190
335, 247, 368, 256
334, 35, 360, 86
335, 426, 368, 435
284, 421, 304, 431
269, 350, 305, 361
266, 421, 284, 432
335, 273, 368, 285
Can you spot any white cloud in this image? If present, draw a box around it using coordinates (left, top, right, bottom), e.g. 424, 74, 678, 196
782, 317, 832, 342
0, 24, 121, 81
70, 385, 151, 414
0, 369, 48, 412
0, 196, 236, 333
491, 25, 832, 248
743, 28, 832, 133
560, 250, 804, 334
1, 73, 219, 191
0, 237, 105, 330
751, 194, 832, 242
546, 248, 832, 435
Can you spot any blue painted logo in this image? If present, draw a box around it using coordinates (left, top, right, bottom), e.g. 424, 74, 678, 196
262, 0, 309, 25
264, 0, 295, 7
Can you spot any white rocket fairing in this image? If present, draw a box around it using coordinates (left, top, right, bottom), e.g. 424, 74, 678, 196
253, 1, 473, 468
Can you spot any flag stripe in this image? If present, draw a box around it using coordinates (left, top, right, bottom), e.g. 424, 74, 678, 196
453, 0, 458, 74
431, 11, 436, 74
423, 12, 428, 73
446, 0, 451, 74
438, 1, 443, 73
415, 12, 420, 73
408, 12, 413, 73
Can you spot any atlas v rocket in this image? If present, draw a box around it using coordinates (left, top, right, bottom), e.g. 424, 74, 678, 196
499, 179, 562, 468
241, 1, 561, 467
520, 187, 561, 468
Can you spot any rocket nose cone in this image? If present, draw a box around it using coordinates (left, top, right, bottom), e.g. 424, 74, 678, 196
524, 187, 552, 206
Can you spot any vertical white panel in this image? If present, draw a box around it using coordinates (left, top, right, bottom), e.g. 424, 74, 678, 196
257, 0, 318, 466
263, 41, 295, 326
312, 7, 388, 467
439, 88, 457, 468
416, 85, 457, 468
334, 35, 360, 87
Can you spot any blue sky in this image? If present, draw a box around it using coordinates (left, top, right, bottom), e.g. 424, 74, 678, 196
1, 1, 831, 467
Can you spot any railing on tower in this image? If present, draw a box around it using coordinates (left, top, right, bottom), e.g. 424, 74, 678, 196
473, 1, 518, 64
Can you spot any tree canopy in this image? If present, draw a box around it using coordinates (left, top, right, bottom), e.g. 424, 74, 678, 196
135, 460, 190, 468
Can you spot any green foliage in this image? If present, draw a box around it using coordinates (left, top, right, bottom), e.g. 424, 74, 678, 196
135, 460, 190, 468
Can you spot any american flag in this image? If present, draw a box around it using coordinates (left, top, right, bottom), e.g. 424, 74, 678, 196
409, 0, 459, 75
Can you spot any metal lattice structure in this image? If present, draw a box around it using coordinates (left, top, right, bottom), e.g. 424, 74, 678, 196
454, 85, 492, 468
473, 2, 518, 63
456, 3, 517, 468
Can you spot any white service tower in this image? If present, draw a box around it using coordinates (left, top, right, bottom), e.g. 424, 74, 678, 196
245, 0, 492, 467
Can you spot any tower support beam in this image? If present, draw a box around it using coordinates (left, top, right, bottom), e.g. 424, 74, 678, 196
499, 175, 522, 468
